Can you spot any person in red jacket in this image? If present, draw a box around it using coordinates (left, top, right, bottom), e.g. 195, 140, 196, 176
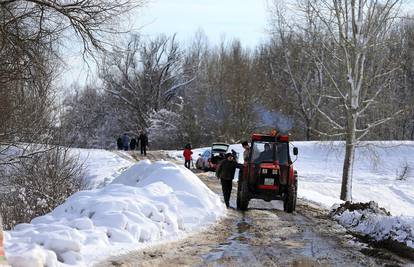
183, 143, 193, 169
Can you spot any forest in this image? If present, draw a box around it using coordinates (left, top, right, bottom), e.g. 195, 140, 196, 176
0, 0, 412, 225
60, 3, 414, 151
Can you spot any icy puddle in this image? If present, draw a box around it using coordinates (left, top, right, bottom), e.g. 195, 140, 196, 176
202, 217, 259, 264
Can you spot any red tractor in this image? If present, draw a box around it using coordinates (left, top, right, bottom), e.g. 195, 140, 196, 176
237, 132, 298, 213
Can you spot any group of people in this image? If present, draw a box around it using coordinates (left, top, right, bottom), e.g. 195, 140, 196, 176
117, 132, 149, 156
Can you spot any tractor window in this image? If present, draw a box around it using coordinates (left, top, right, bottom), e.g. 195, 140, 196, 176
251, 142, 275, 163
251, 141, 289, 164
277, 143, 289, 165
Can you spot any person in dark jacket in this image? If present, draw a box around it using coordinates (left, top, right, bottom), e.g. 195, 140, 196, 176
117, 137, 123, 150
138, 132, 148, 156
216, 153, 239, 208
257, 143, 273, 162
122, 133, 129, 151
130, 138, 137, 150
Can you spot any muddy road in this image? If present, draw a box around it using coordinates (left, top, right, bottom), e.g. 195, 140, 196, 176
96, 154, 412, 267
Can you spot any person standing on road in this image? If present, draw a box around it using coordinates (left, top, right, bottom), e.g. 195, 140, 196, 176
216, 153, 239, 208
138, 132, 148, 156
122, 133, 129, 151
183, 144, 193, 169
129, 137, 137, 150
117, 136, 123, 150
242, 141, 250, 163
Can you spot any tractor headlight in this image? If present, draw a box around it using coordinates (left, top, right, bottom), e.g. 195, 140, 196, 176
272, 169, 278, 175
262, 168, 267, 174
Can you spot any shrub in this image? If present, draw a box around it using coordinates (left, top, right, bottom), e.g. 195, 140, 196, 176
0, 147, 84, 229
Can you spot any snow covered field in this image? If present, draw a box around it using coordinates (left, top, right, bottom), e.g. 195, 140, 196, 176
171, 141, 414, 216
4, 155, 226, 266
293, 141, 414, 217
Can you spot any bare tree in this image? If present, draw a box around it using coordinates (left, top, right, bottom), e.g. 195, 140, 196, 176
0, 0, 145, 227
100, 34, 196, 132
0, 0, 145, 54
0, 0, 145, 163
266, 3, 330, 140
60, 84, 122, 149
0, 146, 84, 229
297, 0, 403, 200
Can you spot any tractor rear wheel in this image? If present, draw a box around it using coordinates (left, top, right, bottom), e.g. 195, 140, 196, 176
236, 181, 241, 208
237, 181, 249, 211
293, 181, 297, 211
284, 185, 296, 213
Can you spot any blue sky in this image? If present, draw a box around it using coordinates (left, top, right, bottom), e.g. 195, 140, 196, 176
59, 0, 269, 87
135, 0, 269, 47
60, 0, 414, 87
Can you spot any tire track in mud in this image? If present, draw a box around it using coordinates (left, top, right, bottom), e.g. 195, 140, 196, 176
95, 161, 413, 267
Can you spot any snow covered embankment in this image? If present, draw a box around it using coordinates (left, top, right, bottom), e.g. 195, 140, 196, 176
72, 149, 135, 189
331, 201, 414, 250
4, 160, 226, 267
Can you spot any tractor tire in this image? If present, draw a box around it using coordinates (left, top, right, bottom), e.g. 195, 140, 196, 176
236, 181, 241, 209
284, 185, 296, 213
293, 181, 298, 211
237, 181, 250, 211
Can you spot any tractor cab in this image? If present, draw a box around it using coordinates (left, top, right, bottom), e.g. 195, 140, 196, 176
237, 131, 298, 213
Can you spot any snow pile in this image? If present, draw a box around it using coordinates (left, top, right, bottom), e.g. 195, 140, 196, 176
4, 160, 226, 267
331, 201, 414, 249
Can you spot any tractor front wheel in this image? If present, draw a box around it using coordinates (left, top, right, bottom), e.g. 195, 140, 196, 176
283, 185, 297, 213
237, 181, 249, 211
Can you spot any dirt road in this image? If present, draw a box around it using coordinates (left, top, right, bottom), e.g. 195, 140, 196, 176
95, 153, 412, 267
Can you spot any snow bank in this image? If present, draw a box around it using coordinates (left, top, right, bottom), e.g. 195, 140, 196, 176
4, 160, 226, 267
331, 201, 414, 249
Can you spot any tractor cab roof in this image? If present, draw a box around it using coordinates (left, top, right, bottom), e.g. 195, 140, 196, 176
251, 133, 289, 142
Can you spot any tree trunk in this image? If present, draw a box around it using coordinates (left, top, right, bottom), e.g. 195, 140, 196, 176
306, 124, 311, 141
340, 113, 357, 201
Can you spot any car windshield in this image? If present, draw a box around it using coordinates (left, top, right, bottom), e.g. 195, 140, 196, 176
251, 141, 289, 164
